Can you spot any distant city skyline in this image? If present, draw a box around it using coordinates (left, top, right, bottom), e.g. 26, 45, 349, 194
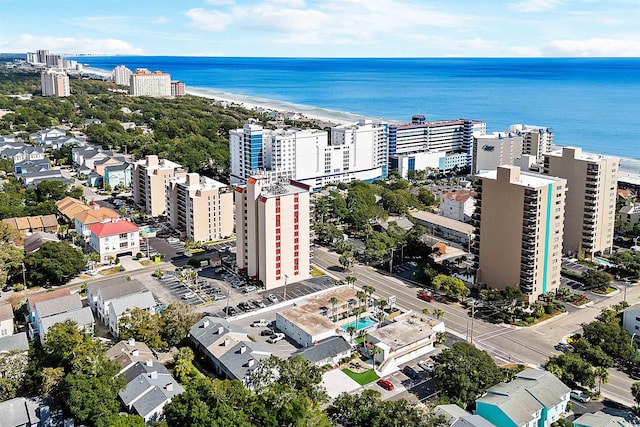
1, 0, 639, 57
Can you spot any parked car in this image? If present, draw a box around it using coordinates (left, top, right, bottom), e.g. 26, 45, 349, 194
402, 366, 420, 379
253, 300, 266, 309
417, 292, 434, 302
267, 333, 285, 344
261, 328, 274, 336
570, 390, 591, 403
554, 343, 575, 353
212, 294, 226, 301
267, 294, 279, 303
238, 302, 252, 312
182, 292, 196, 300
251, 319, 269, 327
418, 360, 434, 372
243, 286, 257, 293
376, 379, 394, 391
223, 306, 237, 316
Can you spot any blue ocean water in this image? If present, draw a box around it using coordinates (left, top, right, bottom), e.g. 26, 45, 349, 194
74, 56, 640, 160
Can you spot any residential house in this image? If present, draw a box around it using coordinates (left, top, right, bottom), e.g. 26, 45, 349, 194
56, 196, 89, 222
104, 162, 133, 189
0, 144, 45, 164
88, 218, 140, 263
367, 311, 445, 373
24, 232, 59, 253
296, 336, 352, 367
2, 214, 58, 239
29, 127, 66, 145
0, 397, 40, 427
475, 368, 570, 427
0, 304, 14, 337
18, 169, 63, 186
86, 277, 135, 314
95, 280, 144, 323
118, 360, 184, 423
74, 204, 120, 237
108, 291, 156, 337
619, 204, 640, 228
42, 135, 83, 150
32, 293, 83, 339
24, 288, 70, 327
573, 411, 632, 427
436, 405, 496, 427
106, 338, 157, 374
439, 189, 477, 223
39, 306, 94, 344
14, 159, 49, 174
189, 317, 272, 385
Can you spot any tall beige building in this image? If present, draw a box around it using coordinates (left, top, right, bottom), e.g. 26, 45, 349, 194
543, 147, 619, 257
167, 173, 234, 242
41, 70, 70, 97
129, 68, 171, 97
235, 176, 310, 290
133, 155, 186, 217
473, 165, 566, 302
508, 124, 554, 161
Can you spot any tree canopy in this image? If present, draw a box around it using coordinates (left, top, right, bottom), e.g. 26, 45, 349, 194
24, 241, 85, 287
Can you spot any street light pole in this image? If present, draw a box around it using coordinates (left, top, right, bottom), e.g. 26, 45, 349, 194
389, 248, 394, 273
283, 274, 289, 301
21, 262, 26, 289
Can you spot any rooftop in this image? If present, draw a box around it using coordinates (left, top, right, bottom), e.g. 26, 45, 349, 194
39, 306, 95, 341
0, 332, 29, 353
277, 306, 336, 337
477, 165, 565, 188
368, 312, 441, 351
412, 210, 474, 235
441, 189, 477, 203
106, 339, 156, 371
89, 219, 139, 237
297, 336, 351, 364
28, 288, 71, 312
99, 280, 144, 302
0, 303, 14, 321
546, 146, 619, 163
477, 388, 542, 426
35, 293, 82, 318
75, 207, 121, 225
109, 291, 156, 317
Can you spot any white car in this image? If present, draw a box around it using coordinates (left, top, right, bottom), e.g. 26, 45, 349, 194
267, 294, 279, 303
267, 333, 285, 343
570, 390, 591, 403
418, 360, 434, 372
182, 292, 196, 299
251, 319, 269, 327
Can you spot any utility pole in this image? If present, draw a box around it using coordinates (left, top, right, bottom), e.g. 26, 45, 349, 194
21, 262, 26, 289
389, 248, 394, 273
283, 274, 289, 301
470, 303, 475, 344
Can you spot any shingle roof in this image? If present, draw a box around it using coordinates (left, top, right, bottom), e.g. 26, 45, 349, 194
477, 388, 542, 426
40, 306, 95, 341
109, 291, 156, 317
189, 316, 245, 349
106, 339, 156, 371
0, 304, 14, 322
35, 293, 82, 318
297, 336, 351, 364
0, 397, 40, 427
217, 341, 271, 381
75, 207, 120, 225
89, 219, 138, 237
451, 415, 496, 427
28, 288, 71, 312
0, 332, 29, 353
99, 280, 143, 302
573, 411, 632, 427
119, 364, 184, 419
24, 232, 59, 253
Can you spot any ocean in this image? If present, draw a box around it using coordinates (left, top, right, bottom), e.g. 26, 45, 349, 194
73, 56, 640, 164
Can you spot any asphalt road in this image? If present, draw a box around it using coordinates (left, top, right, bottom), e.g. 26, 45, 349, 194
311, 245, 640, 408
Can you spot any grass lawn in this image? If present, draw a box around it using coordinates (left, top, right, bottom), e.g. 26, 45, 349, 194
310, 266, 325, 277
593, 286, 617, 295
341, 368, 379, 385
100, 266, 125, 276
139, 260, 154, 266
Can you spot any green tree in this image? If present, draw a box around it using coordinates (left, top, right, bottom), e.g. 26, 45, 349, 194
173, 346, 195, 384
432, 274, 469, 301
118, 307, 165, 350
594, 366, 609, 396
433, 342, 503, 405
96, 414, 146, 427
159, 303, 201, 347
632, 381, 640, 411
330, 296, 339, 322
546, 353, 595, 389
339, 252, 356, 272
581, 269, 612, 290
24, 241, 85, 286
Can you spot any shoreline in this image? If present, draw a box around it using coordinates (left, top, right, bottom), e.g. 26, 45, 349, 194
80, 66, 640, 174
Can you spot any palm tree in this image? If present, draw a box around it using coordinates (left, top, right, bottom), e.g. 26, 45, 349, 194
433, 308, 445, 319
377, 298, 387, 312
422, 307, 431, 316
435, 331, 446, 346
346, 325, 356, 344
375, 310, 385, 326
363, 285, 376, 309
356, 290, 366, 311
353, 307, 365, 331
345, 275, 357, 289
329, 296, 339, 322
370, 344, 382, 371
594, 366, 609, 396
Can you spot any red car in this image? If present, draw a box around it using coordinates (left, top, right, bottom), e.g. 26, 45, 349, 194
417, 292, 434, 302
377, 379, 394, 391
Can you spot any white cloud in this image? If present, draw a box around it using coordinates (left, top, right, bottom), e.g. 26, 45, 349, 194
544, 37, 640, 56
67, 16, 132, 32
206, 0, 235, 4
509, 0, 563, 12
184, 8, 233, 31
456, 38, 493, 51
508, 46, 544, 57
0, 34, 143, 55
154, 16, 170, 24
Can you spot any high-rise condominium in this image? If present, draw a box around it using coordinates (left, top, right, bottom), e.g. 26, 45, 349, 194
543, 147, 619, 257
473, 165, 566, 302
133, 155, 186, 216
41, 70, 70, 97
235, 176, 310, 290
167, 173, 234, 242
229, 120, 388, 190
129, 68, 171, 97
112, 65, 133, 86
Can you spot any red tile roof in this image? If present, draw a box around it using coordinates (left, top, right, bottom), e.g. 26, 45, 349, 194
89, 220, 139, 237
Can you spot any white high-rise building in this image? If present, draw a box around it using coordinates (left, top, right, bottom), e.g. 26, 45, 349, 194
41, 70, 70, 97
229, 120, 388, 190
472, 131, 524, 173
508, 124, 554, 161
129, 69, 171, 97
112, 65, 133, 86
235, 176, 310, 290
26, 52, 37, 64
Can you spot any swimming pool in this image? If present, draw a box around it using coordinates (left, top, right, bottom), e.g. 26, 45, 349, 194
342, 317, 377, 331
139, 225, 161, 236
594, 256, 614, 267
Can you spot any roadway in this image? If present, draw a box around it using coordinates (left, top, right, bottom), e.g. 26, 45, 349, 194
312, 246, 640, 408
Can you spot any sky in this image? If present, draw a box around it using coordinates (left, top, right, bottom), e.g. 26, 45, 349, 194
1, 0, 639, 57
